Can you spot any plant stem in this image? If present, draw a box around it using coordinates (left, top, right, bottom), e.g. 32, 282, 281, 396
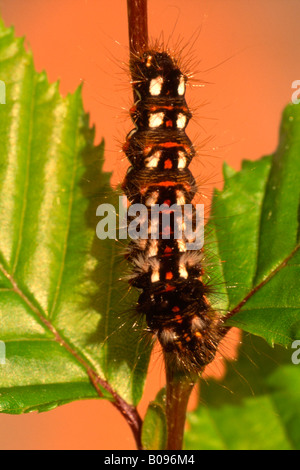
127, 0, 148, 55
165, 360, 196, 450
88, 369, 143, 450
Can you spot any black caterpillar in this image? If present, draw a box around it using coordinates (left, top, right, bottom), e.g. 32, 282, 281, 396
122, 49, 226, 376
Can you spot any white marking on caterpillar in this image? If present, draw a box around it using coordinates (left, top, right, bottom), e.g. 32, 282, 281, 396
190, 316, 206, 332
179, 263, 188, 279
177, 239, 187, 252
149, 76, 164, 96
176, 190, 186, 205
159, 328, 177, 345
150, 259, 160, 283
149, 112, 165, 128
178, 75, 185, 96
148, 239, 159, 257
145, 150, 161, 168
178, 150, 187, 168
176, 113, 187, 129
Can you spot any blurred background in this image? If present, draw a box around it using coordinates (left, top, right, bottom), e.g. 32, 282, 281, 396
0, 0, 299, 450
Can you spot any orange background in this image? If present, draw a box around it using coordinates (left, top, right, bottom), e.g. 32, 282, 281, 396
0, 0, 299, 450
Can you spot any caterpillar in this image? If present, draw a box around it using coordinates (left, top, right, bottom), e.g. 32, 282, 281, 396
121, 47, 226, 376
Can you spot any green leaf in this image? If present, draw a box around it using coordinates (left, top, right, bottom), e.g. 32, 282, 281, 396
207, 103, 300, 346
141, 388, 167, 450
0, 18, 150, 414
185, 334, 300, 450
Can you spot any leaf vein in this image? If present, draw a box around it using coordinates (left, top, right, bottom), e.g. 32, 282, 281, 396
11, 72, 36, 275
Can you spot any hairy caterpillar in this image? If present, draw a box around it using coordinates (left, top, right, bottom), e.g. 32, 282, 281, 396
121, 47, 227, 376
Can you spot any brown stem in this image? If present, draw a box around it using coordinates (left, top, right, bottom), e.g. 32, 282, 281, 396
127, 0, 148, 55
165, 358, 196, 450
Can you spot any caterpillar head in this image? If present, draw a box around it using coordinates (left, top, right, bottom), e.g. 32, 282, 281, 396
130, 50, 187, 100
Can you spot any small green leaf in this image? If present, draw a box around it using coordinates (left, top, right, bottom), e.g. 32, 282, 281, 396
141, 389, 167, 450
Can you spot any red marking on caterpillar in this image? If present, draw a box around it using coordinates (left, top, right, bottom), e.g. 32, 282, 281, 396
121, 46, 229, 376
